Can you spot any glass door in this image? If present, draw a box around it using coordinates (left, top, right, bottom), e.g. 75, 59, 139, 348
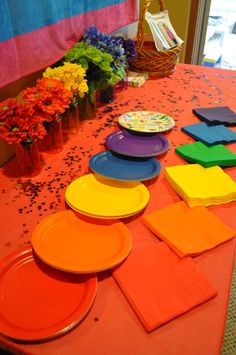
189, 0, 236, 70
203, 0, 236, 69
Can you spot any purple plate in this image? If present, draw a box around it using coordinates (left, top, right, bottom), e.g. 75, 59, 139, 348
105, 129, 170, 157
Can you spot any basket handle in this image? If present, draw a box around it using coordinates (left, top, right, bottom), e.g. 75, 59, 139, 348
136, 0, 165, 51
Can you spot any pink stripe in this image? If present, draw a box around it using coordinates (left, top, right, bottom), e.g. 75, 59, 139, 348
0, 1, 138, 89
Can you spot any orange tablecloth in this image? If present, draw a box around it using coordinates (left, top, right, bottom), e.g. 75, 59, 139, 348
0, 63, 236, 354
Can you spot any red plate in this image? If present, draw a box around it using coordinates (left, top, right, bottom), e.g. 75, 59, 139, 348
0, 246, 97, 342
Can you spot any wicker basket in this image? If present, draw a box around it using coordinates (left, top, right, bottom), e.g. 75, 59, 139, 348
129, 0, 182, 77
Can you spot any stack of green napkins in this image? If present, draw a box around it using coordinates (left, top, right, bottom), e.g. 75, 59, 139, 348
175, 142, 236, 167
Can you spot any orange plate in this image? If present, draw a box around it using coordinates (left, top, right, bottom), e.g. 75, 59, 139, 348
31, 210, 132, 273
0, 246, 97, 342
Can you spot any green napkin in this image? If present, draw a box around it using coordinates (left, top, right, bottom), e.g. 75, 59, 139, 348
175, 141, 236, 167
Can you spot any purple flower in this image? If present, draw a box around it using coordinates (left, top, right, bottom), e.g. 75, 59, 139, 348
84, 26, 126, 71
115, 36, 137, 64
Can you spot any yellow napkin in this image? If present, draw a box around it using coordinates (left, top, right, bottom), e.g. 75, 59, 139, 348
165, 164, 236, 207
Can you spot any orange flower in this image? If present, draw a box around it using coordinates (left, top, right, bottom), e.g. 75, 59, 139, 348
23, 78, 72, 122
0, 98, 46, 144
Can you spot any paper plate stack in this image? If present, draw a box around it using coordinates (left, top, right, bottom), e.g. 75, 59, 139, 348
65, 173, 150, 219
89, 111, 172, 184
75, 111, 173, 218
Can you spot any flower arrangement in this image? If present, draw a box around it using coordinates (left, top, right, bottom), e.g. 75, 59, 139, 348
114, 36, 137, 65
0, 98, 46, 144
63, 41, 120, 92
22, 77, 72, 122
43, 62, 88, 100
83, 26, 126, 83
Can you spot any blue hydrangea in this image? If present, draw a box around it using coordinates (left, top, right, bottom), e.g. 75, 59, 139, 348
84, 26, 126, 71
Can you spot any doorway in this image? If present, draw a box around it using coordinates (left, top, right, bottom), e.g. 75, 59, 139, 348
203, 0, 236, 69
185, 0, 236, 70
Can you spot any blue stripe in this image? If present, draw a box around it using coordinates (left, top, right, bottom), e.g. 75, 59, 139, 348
0, 0, 126, 42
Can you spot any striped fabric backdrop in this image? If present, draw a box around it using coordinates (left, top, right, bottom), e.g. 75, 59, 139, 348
0, 0, 138, 88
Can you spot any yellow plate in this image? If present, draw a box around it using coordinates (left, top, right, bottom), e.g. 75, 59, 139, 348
65, 198, 147, 219
65, 174, 150, 218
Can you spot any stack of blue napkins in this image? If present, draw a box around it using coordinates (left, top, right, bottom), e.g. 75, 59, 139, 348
181, 122, 236, 145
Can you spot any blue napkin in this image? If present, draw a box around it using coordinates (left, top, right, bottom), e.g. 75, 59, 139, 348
181, 122, 236, 145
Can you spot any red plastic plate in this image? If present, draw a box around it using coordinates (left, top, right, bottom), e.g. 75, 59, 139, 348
0, 246, 97, 342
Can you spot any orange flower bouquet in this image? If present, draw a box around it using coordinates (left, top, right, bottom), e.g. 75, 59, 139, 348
22, 78, 72, 152
0, 98, 47, 176
22, 78, 72, 122
0, 98, 46, 144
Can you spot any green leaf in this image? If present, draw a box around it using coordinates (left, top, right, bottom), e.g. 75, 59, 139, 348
99, 61, 112, 72
116, 66, 126, 79
78, 58, 89, 70
91, 55, 102, 63
25, 137, 32, 143
102, 53, 113, 63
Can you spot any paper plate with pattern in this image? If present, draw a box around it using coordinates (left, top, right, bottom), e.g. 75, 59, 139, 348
118, 111, 175, 133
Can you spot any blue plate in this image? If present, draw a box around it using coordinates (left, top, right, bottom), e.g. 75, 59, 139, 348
89, 151, 162, 181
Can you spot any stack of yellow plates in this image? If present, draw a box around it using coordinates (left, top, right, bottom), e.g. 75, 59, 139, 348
65, 174, 150, 218
164, 164, 236, 207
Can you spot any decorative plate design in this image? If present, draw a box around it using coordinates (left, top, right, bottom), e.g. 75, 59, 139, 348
118, 111, 175, 133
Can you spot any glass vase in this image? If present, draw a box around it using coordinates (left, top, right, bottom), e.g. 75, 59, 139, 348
79, 91, 96, 119
116, 67, 129, 92
42, 118, 63, 153
62, 105, 79, 135
99, 85, 115, 103
15, 140, 41, 177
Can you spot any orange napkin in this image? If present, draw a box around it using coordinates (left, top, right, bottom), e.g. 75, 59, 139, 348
142, 201, 235, 257
112, 241, 217, 332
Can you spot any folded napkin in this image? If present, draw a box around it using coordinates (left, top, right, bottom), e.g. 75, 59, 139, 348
181, 122, 236, 145
164, 164, 236, 207
142, 201, 235, 257
112, 241, 217, 332
175, 141, 236, 167
193, 106, 236, 126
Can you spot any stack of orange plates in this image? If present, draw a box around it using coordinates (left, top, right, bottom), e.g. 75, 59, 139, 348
31, 210, 132, 273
